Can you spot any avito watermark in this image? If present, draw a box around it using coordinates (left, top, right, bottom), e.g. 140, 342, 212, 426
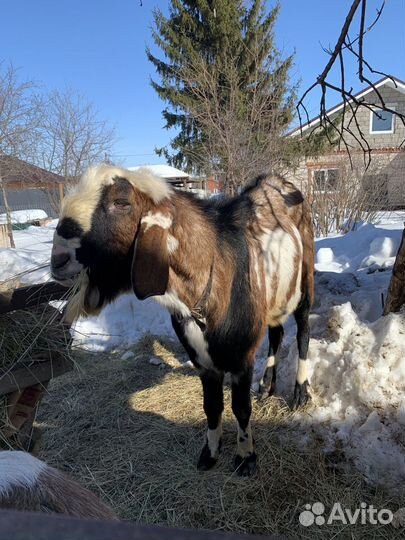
299, 502, 397, 527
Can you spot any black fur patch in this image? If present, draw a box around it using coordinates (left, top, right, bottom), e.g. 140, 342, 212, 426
57, 217, 84, 239
75, 184, 135, 304
205, 195, 257, 373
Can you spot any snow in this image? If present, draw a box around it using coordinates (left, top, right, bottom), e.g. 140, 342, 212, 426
128, 164, 189, 179
72, 294, 174, 352
0, 220, 56, 286
1, 210, 405, 490
0, 209, 48, 225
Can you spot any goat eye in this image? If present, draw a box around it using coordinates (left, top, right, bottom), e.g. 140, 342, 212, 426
113, 199, 131, 209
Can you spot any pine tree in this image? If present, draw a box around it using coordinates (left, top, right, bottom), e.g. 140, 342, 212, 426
148, 0, 295, 187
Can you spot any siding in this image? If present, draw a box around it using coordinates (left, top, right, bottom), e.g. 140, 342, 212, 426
284, 82, 405, 206
338, 86, 405, 149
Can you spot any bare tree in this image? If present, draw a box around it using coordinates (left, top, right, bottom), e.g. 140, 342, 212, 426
0, 63, 42, 247
297, 0, 405, 167
308, 154, 393, 237
178, 49, 295, 194
37, 89, 115, 196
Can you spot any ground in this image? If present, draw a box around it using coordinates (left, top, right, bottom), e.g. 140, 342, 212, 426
1, 211, 405, 537
36, 342, 405, 539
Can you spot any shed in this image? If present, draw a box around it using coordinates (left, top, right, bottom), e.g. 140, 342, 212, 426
0, 156, 64, 218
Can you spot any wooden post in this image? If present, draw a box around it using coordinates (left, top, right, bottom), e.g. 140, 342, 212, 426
0, 176, 15, 248
383, 224, 405, 314
0, 224, 11, 248
58, 183, 64, 211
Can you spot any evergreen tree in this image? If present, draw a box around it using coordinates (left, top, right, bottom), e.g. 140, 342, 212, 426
148, 0, 296, 186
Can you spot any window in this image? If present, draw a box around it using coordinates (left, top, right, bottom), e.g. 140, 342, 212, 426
370, 106, 395, 134
313, 169, 339, 192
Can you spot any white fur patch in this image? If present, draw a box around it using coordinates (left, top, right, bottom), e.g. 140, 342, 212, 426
69, 164, 172, 204
51, 232, 83, 283
266, 354, 276, 368
153, 290, 191, 317
0, 451, 47, 494
184, 319, 213, 370
259, 355, 277, 386
207, 422, 222, 458
141, 211, 172, 232
297, 358, 308, 385
261, 226, 303, 324
153, 290, 213, 369
167, 234, 179, 254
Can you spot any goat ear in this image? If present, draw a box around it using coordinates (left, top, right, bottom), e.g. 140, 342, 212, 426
132, 224, 169, 300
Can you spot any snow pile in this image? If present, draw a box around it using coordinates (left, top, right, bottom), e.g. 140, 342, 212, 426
315, 223, 401, 274
0, 209, 48, 225
72, 294, 174, 352
297, 302, 405, 489
0, 221, 57, 286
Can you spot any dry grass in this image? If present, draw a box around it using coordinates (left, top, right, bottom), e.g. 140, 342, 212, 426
37, 336, 405, 539
0, 304, 71, 371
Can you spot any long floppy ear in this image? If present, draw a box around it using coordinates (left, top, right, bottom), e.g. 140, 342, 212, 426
132, 223, 169, 300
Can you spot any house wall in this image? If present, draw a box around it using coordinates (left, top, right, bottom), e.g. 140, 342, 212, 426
340, 85, 405, 149
284, 83, 405, 206
284, 149, 405, 208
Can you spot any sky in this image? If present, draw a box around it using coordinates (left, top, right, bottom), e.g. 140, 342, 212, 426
0, 0, 404, 167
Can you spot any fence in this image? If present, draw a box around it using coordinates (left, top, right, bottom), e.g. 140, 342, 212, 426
0, 188, 61, 219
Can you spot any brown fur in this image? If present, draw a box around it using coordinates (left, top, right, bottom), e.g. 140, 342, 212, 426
0, 460, 116, 520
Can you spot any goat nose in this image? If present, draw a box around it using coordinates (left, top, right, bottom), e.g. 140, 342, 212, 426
51, 252, 71, 269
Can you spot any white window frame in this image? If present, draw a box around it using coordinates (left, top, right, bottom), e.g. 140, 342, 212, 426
313, 168, 340, 193
369, 104, 396, 134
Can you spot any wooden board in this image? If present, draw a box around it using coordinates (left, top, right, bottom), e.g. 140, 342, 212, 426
0, 510, 277, 540
0, 282, 68, 315
0, 356, 73, 396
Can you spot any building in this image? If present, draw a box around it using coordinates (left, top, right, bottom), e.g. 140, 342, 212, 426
285, 76, 405, 208
129, 164, 219, 197
0, 156, 64, 218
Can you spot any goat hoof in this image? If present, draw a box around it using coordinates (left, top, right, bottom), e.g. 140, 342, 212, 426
233, 453, 257, 477
197, 443, 219, 471
258, 383, 275, 400
293, 380, 311, 409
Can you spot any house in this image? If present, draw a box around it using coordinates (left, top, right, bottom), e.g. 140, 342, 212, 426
0, 156, 64, 218
129, 164, 217, 197
285, 76, 405, 208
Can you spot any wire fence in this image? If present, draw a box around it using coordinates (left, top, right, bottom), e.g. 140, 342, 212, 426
0, 188, 60, 219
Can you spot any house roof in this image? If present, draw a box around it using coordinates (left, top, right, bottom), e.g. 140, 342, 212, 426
128, 164, 189, 180
288, 75, 405, 137
0, 155, 64, 186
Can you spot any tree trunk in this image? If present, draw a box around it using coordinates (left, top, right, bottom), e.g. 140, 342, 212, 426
0, 175, 15, 248
383, 225, 405, 315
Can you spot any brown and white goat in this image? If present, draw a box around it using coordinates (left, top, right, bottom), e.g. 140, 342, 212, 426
51, 164, 314, 476
0, 451, 116, 519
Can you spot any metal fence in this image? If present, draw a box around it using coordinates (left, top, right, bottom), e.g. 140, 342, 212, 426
0, 188, 60, 219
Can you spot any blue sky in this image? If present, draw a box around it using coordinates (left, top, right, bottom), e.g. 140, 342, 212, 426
0, 0, 404, 167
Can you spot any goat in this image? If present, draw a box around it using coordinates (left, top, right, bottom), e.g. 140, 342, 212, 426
51, 164, 314, 476
0, 451, 116, 519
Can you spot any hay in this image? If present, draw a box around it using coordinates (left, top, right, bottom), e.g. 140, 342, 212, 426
0, 304, 71, 372
37, 337, 405, 539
